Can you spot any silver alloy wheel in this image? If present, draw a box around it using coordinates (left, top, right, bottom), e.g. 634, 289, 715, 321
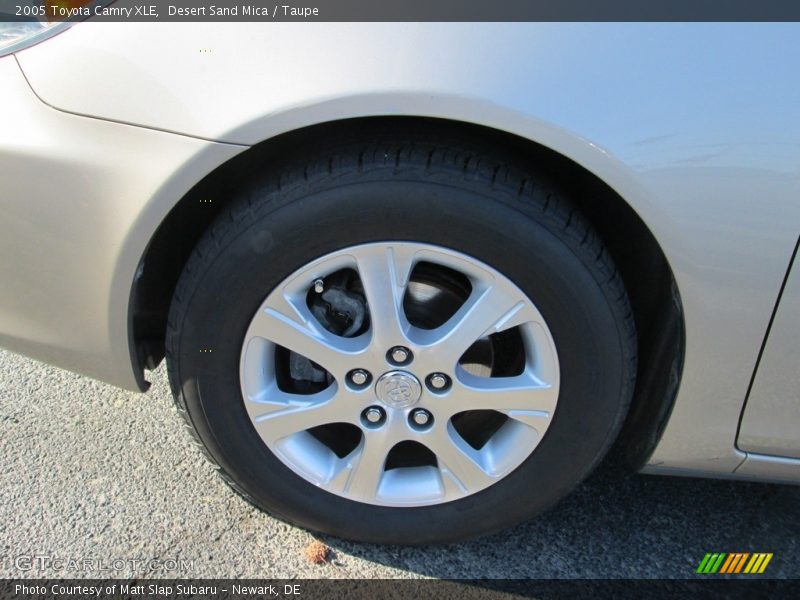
239, 242, 560, 507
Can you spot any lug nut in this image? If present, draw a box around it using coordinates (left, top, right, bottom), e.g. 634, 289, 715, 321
348, 369, 370, 386
363, 406, 385, 424
388, 346, 412, 365
410, 409, 433, 427
427, 373, 451, 392
391, 347, 408, 363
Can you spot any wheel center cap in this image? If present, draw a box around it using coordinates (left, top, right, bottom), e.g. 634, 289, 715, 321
375, 370, 422, 409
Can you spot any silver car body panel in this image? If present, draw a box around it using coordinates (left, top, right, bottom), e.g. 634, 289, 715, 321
0, 57, 246, 388
734, 453, 800, 484
738, 246, 800, 459
2, 23, 799, 478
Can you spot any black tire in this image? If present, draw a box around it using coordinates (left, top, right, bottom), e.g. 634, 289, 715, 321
166, 132, 637, 545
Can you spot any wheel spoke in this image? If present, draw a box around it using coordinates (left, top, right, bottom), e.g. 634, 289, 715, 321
354, 244, 416, 349
251, 387, 343, 443
336, 431, 397, 500
445, 371, 557, 425
247, 302, 367, 379
423, 282, 538, 368
429, 423, 495, 494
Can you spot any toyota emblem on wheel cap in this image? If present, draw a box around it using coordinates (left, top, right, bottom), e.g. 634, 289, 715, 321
375, 371, 422, 408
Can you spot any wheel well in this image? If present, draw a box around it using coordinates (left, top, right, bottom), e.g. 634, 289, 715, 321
131, 116, 684, 468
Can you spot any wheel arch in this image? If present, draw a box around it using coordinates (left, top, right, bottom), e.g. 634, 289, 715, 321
130, 115, 685, 469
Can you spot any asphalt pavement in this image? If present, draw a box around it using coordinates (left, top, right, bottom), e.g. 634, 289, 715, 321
1, 348, 798, 579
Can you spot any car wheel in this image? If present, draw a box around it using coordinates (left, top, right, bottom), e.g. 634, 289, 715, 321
166, 134, 637, 544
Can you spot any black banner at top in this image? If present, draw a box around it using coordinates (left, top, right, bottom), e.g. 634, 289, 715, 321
3, 0, 800, 22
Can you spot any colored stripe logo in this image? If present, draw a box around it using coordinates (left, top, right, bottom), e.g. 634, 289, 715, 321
696, 552, 773, 574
